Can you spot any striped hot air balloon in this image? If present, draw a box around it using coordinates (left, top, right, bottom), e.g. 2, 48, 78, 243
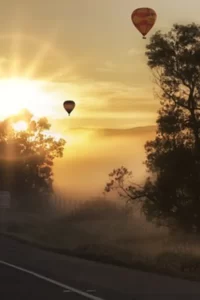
63, 100, 76, 116
131, 8, 157, 39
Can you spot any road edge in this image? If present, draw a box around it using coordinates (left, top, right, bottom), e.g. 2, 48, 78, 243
0, 231, 199, 283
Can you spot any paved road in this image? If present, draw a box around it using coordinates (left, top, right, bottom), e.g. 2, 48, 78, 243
1, 236, 200, 300
0, 263, 87, 300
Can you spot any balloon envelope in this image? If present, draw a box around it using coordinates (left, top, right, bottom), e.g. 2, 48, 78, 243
63, 100, 75, 115
131, 8, 157, 38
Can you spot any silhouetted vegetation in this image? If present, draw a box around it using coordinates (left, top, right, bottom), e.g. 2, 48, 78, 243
105, 23, 200, 234
4, 23, 200, 283
3, 196, 200, 281
0, 109, 66, 211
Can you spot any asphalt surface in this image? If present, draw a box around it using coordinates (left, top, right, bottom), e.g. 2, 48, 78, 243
1, 236, 200, 300
0, 263, 86, 300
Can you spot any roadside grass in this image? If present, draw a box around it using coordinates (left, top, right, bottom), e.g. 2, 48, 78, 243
2, 195, 200, 282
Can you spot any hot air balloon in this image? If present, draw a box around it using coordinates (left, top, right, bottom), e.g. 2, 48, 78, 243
131, 8, 157, 39
63, 100, 75, 116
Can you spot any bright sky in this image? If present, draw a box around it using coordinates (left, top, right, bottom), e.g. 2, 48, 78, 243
0, 0, 199, 129
0, 0, 198, 198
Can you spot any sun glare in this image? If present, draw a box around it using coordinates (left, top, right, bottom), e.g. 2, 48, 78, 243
0, 77, 57, 119
13, 121, 28, 132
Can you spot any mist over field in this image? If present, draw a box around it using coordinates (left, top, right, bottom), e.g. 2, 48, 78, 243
53, 125, 156, 200
1, 0, 200, 286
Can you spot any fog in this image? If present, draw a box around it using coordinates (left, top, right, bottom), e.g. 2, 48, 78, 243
53, 125, 156, 200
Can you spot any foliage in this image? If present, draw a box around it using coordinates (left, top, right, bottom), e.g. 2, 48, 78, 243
105, 24, 200, 233
0, 109, 66, 211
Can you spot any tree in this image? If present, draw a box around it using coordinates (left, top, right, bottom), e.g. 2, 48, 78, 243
0, 109, 66, 211
105, 23, 200, 233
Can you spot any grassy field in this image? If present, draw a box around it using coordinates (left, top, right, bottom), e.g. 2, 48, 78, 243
2, 196, 200, 282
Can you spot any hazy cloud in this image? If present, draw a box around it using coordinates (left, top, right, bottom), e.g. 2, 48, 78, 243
127, 48, 144, 57
96, 60, 117, 73
78, 96, 159, 114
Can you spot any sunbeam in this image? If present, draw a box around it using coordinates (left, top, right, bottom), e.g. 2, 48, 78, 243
25, 21, 66, 78
0, 33, 76, 84
0, 77, 58, 119
9, 33, 22, 77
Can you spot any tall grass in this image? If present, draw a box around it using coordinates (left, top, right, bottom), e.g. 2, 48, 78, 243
2, 193, 200, 281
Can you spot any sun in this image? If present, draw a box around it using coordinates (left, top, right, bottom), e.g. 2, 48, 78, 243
0, 77, 57, 119
13, 120, 28, 132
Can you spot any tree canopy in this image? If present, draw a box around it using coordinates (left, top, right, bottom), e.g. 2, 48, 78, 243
0, 109, 66, 211
105, 23, 200, 233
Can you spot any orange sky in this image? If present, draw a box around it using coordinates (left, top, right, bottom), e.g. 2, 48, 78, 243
0, 0, 199, 129
0, 0, 199, 198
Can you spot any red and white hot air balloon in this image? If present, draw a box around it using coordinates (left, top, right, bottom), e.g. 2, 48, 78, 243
131, 8, 157, 39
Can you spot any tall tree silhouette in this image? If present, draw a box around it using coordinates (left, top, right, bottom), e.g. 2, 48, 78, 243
0, 109, 66, 211
105, 24, 200, 233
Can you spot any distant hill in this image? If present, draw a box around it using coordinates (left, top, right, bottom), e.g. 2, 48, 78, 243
69, 125, 156, 137
95, 125, 156, 136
